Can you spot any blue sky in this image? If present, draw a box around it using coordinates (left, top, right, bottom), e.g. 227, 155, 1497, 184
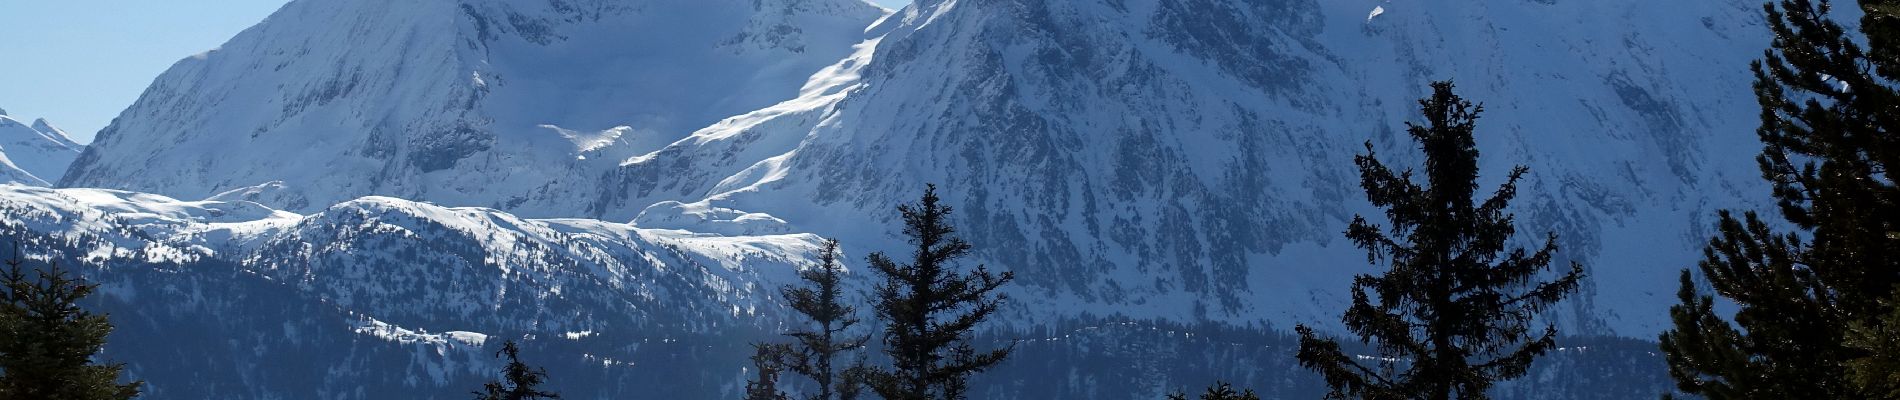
0, 0, 913, 143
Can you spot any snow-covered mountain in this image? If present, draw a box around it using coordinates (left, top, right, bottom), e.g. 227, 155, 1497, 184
66, 0, 1776, 334
30, 0, 1785, 397
63, 0, 888, 211
0, 108, 84, 186
585, 0, 1772, 336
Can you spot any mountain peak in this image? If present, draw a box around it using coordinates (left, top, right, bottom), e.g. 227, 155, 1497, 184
29, 118, 55, 133
29, 118, 82, 149
0, 113, 84, 186
65, 0, 885, 214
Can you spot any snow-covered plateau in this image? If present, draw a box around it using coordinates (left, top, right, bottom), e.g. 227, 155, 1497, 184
15, 0, 1783, 397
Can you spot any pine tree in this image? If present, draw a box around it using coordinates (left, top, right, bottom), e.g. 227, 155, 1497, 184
474, 340, 559, 400
1659, 0, 1900, 398
0, 247, 142, 400
1751, 0, 1900, 322
865, 184, 1015, 400
778, 239, 871, 400
1658, 215, 1848, 398
1847, 294, 1900, 399
1294, 81, 1585, 400
747, 343, 793, 400
1165, 382, 1260, 400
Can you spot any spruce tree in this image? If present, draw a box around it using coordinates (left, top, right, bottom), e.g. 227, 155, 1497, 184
1165, 382, 1260, 400
0, 248, 142, 400
779, 239, 871, 400
1294, 81, 1585, 400
865, 184, 1015, 400
746, 343, 793, 400
474, 340, 559, 400
1658, 0, 1900, 398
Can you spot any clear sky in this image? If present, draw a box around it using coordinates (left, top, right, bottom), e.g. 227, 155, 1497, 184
0, 0, 914, 143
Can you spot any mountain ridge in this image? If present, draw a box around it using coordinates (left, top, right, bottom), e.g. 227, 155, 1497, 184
63, 0, 889, 213
0, 108, 84, 186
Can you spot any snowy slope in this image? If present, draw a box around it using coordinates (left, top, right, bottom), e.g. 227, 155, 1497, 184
0, 108, 84, 186
63, 0, 888, 212
584, 0, 1774, 337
